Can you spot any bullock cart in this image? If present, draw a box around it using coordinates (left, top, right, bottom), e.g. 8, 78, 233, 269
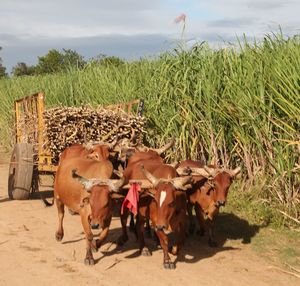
8, 92, 144, 200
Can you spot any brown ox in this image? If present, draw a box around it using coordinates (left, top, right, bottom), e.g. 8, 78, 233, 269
54, 144, 124, 265
177, 160, 241, 247
117, 139, 175, 240
59, 141, 117, 162
120, 157, 191, 269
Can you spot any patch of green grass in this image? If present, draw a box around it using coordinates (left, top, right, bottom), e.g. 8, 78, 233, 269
251, 227, 300, 269
215, 181, 300, 270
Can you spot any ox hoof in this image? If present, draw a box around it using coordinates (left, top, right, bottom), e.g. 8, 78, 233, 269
141, 248, 151, 256
55, 232, 64, 242
208, 239, 218, 248
163, 261, 175, 270
84, 258, 95, 266
116, 235, 128, 247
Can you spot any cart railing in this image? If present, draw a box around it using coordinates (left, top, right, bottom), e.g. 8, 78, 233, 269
14, 93, 144, 173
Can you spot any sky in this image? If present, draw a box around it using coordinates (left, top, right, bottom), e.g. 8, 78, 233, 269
0, 0, 299, 73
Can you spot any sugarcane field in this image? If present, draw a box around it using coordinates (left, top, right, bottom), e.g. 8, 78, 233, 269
0, 3, 300, 285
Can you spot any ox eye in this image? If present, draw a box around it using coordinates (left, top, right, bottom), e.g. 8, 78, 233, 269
168, 201, 176, 208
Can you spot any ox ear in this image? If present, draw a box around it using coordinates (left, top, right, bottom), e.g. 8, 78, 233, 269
80, 196, 90, 208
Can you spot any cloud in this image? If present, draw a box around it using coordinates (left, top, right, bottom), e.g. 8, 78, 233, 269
1, 0, 299, 73
207, 17, 257, 28
1, 34, 172, 72
246, 0, 294, 10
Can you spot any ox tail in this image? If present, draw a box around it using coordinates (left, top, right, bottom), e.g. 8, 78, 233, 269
40, 194, 54, 207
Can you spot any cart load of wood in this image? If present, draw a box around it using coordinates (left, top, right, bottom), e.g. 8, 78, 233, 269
43, 106, 146, 163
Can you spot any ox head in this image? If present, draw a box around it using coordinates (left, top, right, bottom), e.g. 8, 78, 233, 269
140, 165, 191, 232
118, 137, 175, 163
72, 169, 124, 229
185, 165, 241, 208
84, 137, 119, 161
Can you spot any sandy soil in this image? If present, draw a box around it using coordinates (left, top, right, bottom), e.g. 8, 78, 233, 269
0, 161, 298, 286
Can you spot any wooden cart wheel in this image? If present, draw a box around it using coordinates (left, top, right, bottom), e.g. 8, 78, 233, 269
8, 143, 34, 200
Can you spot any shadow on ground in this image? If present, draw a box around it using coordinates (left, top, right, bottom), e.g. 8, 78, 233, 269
60, 211, 264, 267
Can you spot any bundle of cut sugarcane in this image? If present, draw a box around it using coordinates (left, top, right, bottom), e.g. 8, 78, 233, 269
17, 113, 39, 156
43, 106, 146, 163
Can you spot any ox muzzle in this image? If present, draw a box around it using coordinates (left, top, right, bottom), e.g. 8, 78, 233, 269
91, 223, 100, 230
215, 200, 226, 208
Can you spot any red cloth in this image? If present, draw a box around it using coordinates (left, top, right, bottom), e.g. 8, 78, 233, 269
121, 183, 140, 215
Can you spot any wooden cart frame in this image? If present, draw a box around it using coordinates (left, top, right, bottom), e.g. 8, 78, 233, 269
8, 92, 144, 200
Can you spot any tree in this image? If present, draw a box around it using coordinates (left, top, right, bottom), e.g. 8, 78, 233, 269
0, 47, 7, 78
91, 54, 125, 67
35, 49, 85, 75
62, 49, 85, 69
12, 62, 36, 77
35, 49, 64, 74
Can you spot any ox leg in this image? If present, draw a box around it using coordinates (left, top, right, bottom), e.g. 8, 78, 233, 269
170, 211, 187, 256
95, 215, 112, 250
136, 214, 151, 256
79, 208, 95, 265
117, 209, 129, 246
129, 213, 135, 232
55, 198, 65, 241
206, 218, 218, 247
187, 202, 195, 235
194, 204, 205, 236
155, 230, 174, 269
145, 218, 152, 238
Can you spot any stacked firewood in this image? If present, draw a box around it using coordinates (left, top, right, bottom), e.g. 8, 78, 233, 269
43, 106, 146, 163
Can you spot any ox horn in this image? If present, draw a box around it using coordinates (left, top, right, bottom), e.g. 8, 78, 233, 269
176, 167, 192, 176
225, 166, 241, 178
171, 176, 193, 191
107, 176, 125, 192
72, 169, 95, 192
140, 165, 160, 187
151, 137, 175, 155
177, 167, 210, 177
72, 169, 125, 193
204, 166, 219, 178
189, 167, 211, 177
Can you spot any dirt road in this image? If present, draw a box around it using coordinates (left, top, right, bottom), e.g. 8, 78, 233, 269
0, 161, 298, 286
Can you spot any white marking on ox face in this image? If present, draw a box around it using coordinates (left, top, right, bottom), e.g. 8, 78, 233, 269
160, 191, 167, 207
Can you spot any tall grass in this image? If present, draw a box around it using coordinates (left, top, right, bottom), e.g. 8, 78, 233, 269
0, 33, 299, 225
